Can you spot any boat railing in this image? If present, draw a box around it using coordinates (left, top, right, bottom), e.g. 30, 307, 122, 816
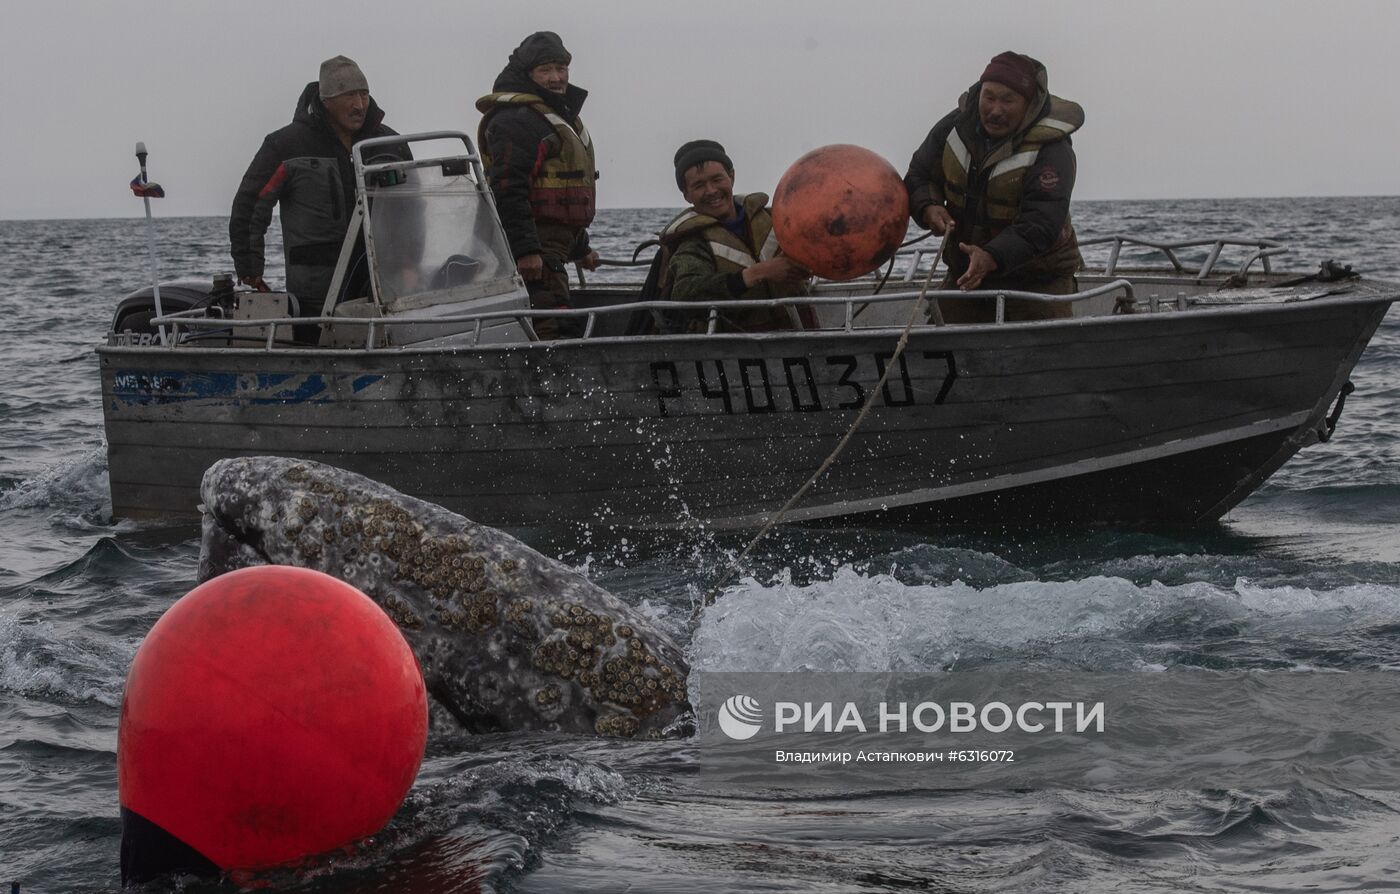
129, 279, 1136, 350
1078, 235, 1289, 280
887, 235, 1289, 284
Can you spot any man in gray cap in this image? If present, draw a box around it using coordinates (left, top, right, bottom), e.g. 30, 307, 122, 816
476, 32, 600, 340
229, 55, 408, 343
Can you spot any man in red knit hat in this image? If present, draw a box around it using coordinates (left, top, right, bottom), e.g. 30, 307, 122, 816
904, 51, 1086, 321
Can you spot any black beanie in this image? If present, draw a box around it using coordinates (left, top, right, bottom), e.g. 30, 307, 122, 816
673, 139, 732, 190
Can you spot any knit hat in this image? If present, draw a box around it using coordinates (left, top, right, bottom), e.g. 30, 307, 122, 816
319, 55, 368, 99
673, 139, 733, 190
979, 51, 1038, 101
510, 31, 572, 70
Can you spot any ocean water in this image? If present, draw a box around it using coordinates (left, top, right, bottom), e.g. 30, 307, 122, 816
2, 197, 1400, 892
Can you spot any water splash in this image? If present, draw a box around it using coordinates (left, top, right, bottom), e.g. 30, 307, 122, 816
0, 611, 134, 707
0, 445, 110, 515
689, 563, 1400, 674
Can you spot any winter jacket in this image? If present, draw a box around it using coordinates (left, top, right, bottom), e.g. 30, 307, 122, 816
228, 81, 405, 311
659, 193, 806, 332
904, 57, 1084, 288
476, 66, 595, 262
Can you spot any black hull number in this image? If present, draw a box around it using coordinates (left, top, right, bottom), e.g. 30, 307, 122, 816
650, 352, 957, 418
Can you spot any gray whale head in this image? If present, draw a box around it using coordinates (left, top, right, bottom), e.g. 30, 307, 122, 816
198, 456, 692, 739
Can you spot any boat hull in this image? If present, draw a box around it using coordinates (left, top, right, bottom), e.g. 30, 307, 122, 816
99, 296, 1391, 530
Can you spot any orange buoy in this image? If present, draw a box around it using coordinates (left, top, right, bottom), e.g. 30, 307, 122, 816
117, 565, 428, 880
772, 144, 910, 281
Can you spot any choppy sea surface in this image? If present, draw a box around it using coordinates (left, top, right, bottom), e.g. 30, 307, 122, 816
2, 197, 1400, 892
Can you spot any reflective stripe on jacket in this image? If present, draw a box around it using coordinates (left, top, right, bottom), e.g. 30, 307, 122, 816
940, 95, 1084, 280
659, 192, 805, 332
942, 96, 1082, 225
660, 193, 783, 286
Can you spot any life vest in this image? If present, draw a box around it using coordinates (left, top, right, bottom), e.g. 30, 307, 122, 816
476, 92, 597, 228
941, 95, 1084, 278
659, 193, 783, 286
658, 193, 807, 331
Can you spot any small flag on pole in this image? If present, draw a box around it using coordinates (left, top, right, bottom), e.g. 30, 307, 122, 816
130, 175, 165, 198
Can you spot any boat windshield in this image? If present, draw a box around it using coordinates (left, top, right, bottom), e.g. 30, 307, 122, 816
364, 161, 518, 309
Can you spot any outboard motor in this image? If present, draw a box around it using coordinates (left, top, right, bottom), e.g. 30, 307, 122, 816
109, 275, 299, 346
110, 279, 215, 343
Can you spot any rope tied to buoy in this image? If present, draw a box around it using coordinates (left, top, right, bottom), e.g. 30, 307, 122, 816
694, 231, 951, 620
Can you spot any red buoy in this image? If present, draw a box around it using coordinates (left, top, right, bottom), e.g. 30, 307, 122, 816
118, 566, 428, 874
772, 144, 910, 281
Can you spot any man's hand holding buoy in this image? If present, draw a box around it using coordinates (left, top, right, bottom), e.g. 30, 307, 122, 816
957, 243, 998, 290
743, 255, 811, 288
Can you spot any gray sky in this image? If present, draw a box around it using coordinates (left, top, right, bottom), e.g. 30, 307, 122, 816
2, 0, 1396, 219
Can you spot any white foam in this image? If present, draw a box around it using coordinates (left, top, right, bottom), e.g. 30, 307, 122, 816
688, 565, 1400, 673
1233, 578, 1400, 617
0, 611, 134, 707
0, 445, 110, 513
690, 565, 1173, 673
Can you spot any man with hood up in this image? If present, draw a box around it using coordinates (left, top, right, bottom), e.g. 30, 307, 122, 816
904, 51, 1085, 322
476, 31, 600, 340
229, 55, 408, 343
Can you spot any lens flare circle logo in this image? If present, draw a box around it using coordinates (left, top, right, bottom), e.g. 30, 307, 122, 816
718, 694, 764, 740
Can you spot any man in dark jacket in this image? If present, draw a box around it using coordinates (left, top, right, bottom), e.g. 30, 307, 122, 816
229, 55, 406, 343
476, 32, 600, 340
904, 51, 1085, 322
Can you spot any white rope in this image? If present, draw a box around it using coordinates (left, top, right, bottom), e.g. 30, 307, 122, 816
697, 231, 952, 616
